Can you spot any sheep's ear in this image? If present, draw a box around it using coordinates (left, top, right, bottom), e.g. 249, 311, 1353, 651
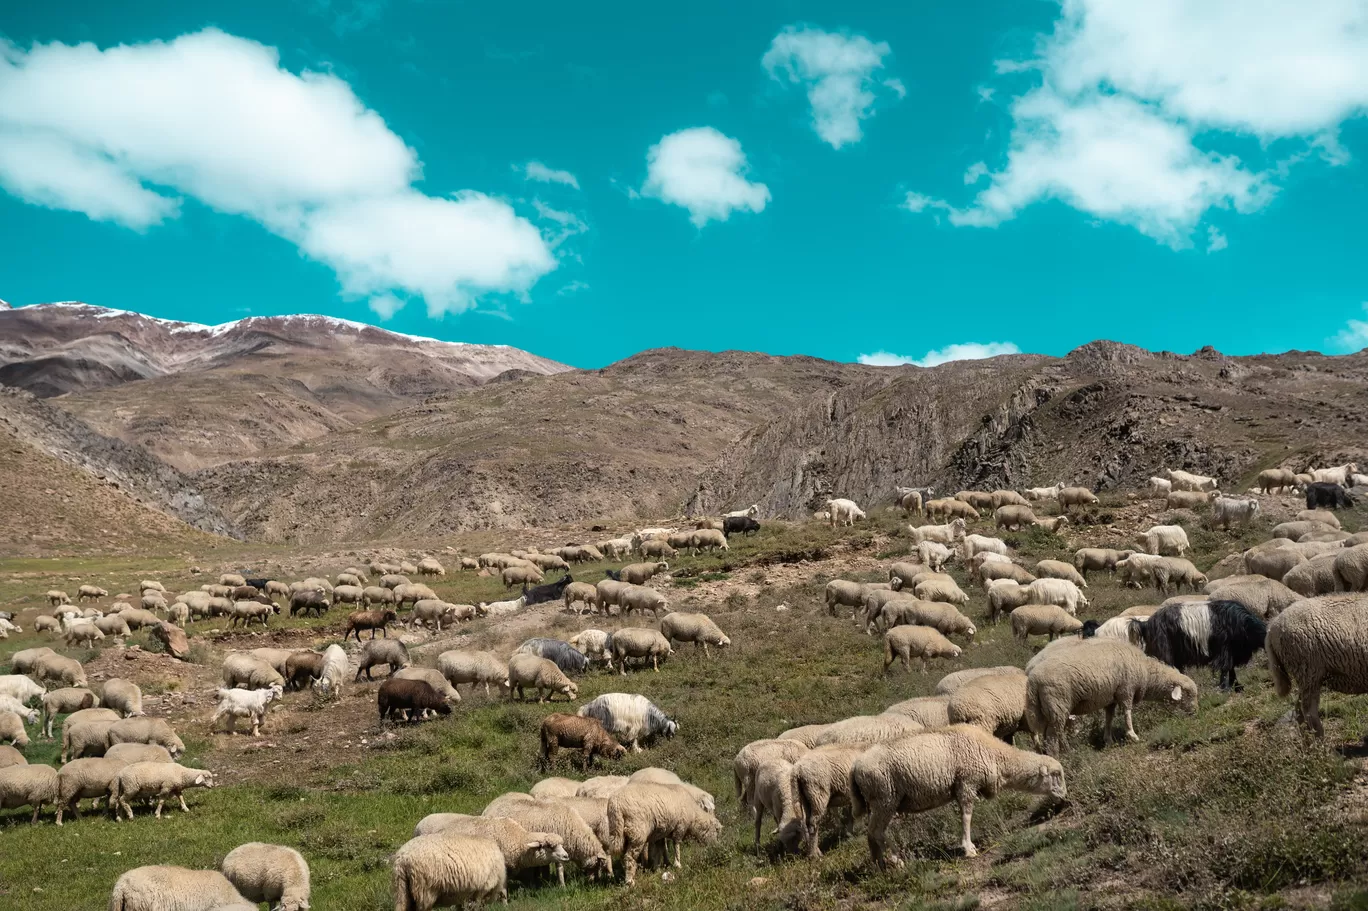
1170, 685, 1183, 701
1039, 764, 1050, 778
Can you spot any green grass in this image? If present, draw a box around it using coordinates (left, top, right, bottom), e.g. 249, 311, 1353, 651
3, 508, 1368, 909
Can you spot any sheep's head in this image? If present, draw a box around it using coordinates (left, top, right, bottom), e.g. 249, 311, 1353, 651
1026, 758, 1068, 800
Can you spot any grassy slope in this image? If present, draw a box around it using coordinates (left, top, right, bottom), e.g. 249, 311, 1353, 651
2, 509, 1368, 910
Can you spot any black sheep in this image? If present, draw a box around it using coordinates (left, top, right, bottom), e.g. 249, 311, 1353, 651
1136, 599, 1267, 691
1305, 482, 1356, 510
516, 637, 589, 675
723, 516, 761, 537
378, 678, 451, 723
290, 590, 330, 617
522, 574, 573, 606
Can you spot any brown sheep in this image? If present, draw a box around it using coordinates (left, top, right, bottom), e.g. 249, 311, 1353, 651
378, 678, 452, 723
344, 609, 397, 641
284, 652, 326, 691
539, 714, 627, 771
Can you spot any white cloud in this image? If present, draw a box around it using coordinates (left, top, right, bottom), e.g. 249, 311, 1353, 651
1332, 304, 1368, 352
763, 26, 899, 148
858, 341, 1022, 367
368, 292, 404, 320
641, 127, 770, 227
520, 160, 579, 189
908, 0, 1368, 246
557, 280, 590, 296
531, 199, 588, 248
963, 161, 989, 185
1206, 225, 1228, 253
0, 29, 557, 314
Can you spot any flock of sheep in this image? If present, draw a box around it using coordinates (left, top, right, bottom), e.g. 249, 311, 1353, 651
2, 468, 1368, 908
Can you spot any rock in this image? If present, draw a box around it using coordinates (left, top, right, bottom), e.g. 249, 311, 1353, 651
150, 621, 190, 660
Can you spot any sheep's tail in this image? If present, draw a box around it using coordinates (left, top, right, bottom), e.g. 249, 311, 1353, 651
392, 860, 414, 911
848, 770, 869, 819
1267, 633, 1292, 699
794, 770, 815, 823
1023, 679, 1044, 738
606, 797, 627, 854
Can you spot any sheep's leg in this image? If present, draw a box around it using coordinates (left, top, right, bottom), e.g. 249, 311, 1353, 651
753, 807, 764, 848
1300, 685, 1325, 736
865, 807, 898, 868
652, 656, 659, 672
1121, 699, 1140, 742
673, 841, 682, 869
154, 798, 165, 819
178, 793, 190, 812
557, 862, 565, 887
956, 786, 978, 857
631, 739, 642, 754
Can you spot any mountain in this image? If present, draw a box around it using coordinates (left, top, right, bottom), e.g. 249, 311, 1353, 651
0, 303, 570, 472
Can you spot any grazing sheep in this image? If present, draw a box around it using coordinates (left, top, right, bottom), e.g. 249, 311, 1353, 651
289, 590, 330, 618
619, 562, 669, 586
211, 686, 283, 736
32, 653, 87, 688
826, 498, 867, 527
659, 612, 730, 656
220, 843, 311, 911
1025, 639, 1199, 756
1311, 463, 1359, 486
40, 687, 99, 737
884, 626, 963, 673
609, 627, 674, 675
606, 782, 723, 884
875, 598, 977, 640
908, 518, 968, 546
578, 693, 678, 753
1027, 577, 1089, 614
0, 710, 29, 747
0, 674, 45, 706
94, 614, 132, 639
110, 761, 213, 819
310, 644, 349, 700
1035, 559, 1088, 588
1205, 577, 1300, 620
994, 505, 1038, 530
882, 695, 951, 728
501, 565, 545, 588
792, 742, 871, 857
576, 775, 630, 799
410, 814, 570, 878
825, 579, 884, 617
1333, 544, 1368, 592
946, 672, 1030, 741
563, 581, 601, 615
391, 831, 508, 909
956, 491, 995, 512
1133, 600, 1267, 691
361, 585, 395, 607
850, 725, 1067, 864
102, 679, 144, 718
61, 718, 117, 762
530, 778, 583, 799
926, 498, 979, 521
914, 577, 969, 606
222, 654, 285, 690
1034, 515, 1071, 534
1267, 594, 1368, 736
416, 557, 446, 578
393, 668, 462, 713
10, 647, 55, 674
1058, 486, 1100, 511
438, 651, 510, 698
483, 796, 611, 881
480, 594, 526, 616
991, 489, 1030, 509
77, 584, 108, 602
378, 678, 453, 723
0, 762, 58, 822
1305, 482, 1355, 510
1258, 468, 1299, 494
540, 714, 627, 770
1283, 554, 1343, 597
107, 718, 186, 757
980, 561, 1037, 589
1141, 525, 1191, 556
934, 666, 1027, 697
733, 739, 810, 809
619, 585, 670, 619
567, 630, 615, 667
104, 742, 172, 764
355, 639, 411, 681
962, 534, 1009, 561
1073, 548, 1136, 579
1244, 546, 1307, 583
63, 622, 105, 647
1011, 604, 1084, 642
1165, 469, 1218, 492
745, 757, 805, 852
47, 590, 71, 607
107, 866, 248, 911
507, 655, 578, 703
54, 756, 128, 824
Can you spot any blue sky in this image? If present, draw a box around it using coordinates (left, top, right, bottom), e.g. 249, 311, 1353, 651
3, 0, 1368, 368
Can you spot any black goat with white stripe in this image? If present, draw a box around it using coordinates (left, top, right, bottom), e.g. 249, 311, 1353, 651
1135, 599, 1266, 691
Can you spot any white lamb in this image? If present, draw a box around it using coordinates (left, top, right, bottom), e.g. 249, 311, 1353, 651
908, 518, 967, 546
826, 498, 867, 527
210, 686, 283, 736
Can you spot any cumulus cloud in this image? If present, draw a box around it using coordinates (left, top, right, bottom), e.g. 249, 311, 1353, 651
1332, 304, 1368, 352
520, 160, 579, 189
641, 127, 770, 226
1206, 226, 1228, 253
907, 0, 1368, 246
763, 26, 899, 148
0, 29, 557, 315
858, 341, 1022, 368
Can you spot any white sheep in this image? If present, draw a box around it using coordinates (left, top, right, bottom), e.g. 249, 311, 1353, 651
883, 695, 951, 727
507, 655, 578, 703
1141, 524, 1191, 556
659, 612, 731, 657
102, 679, 144, 718
1011, 604, 1084, 642
747, 758, 805, 852
221, 654, 285, 690
0, 674, 45, 705
108, 866, 250, 911
1034, 559, 1088, 589
41, 686, 99, 737
1027, 577, 1088, 614
0, 710, 29, 747
883, 625, 963, 673
725, 504, 760, 518
917, 540, 953, 572
1025, 638, 1199, 756
411, 813, 570, 876
0, 694, 39, 725
1165, 468, 1218, 492
850, 725, 1067, 864
908, 518, 967, 546
220, 842, 311, 911
914, 577, 969, 606
791, 742, 870, 857
110, 761, 215, 819
577, 693, 677, 753
1025, 482, 1066, 501
392, 830, 509, 908
962, 534, 1009, 560
0, 763, 59, 823
107, 717, 186, 757
606, 781, 723, 884
826, 498, 867, 527
609, 627, 674, 675
438, 650, 510, 697
733, 739, 810, 808
1210, 495, 1261, 530
210, 686, 283, 736
315, 644, 349, 699
54, 756, 128, 825
1267, 593, 1368, 736
480, 594, 526, 616
567, 629, 615, 667
1311, 462, 1359, 486
482, 796, 610, 880
945, 672, 1030, 740
812, 714, 925, 746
